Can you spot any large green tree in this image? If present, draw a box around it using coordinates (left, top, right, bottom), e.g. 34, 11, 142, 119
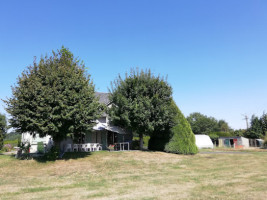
186, 112, 219, 135
0, 113, 7, 149
4, 47, 103, 145
109, 69, 175, 149
244, 115, 264, 139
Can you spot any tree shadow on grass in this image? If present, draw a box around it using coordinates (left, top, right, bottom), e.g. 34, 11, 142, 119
62, 152, 92, 160
32, 152, 93, 163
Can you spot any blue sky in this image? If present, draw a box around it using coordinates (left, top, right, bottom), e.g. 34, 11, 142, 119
0, 0, 266, 129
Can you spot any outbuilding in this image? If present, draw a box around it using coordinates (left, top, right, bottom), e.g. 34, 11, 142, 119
218, 136, 249, 149
195, 134, 214, 149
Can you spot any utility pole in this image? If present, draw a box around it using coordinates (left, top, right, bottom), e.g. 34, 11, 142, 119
242, 114, 249, 130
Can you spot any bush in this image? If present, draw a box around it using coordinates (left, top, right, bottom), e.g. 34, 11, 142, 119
131, 140, 140, 150
4, 139, 18, 148
263, 135, 267, 148
4, 132, 21, 141
133, 136, 150, 149
0, 133, 4, 150
210, 132, 233, 137
148, 135, 170, 151
164, 101, 198, 154
2, 144, 12, 152
37, 142, 45, 154
43, 146, 59, 161
16, 142, 31, 160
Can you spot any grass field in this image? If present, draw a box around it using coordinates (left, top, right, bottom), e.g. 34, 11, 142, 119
0, 150, 267, 200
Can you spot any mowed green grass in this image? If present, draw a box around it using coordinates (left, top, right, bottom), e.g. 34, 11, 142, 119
0, 150, 267, 200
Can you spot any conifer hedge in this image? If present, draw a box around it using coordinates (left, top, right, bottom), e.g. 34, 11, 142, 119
164, 101, 198, 154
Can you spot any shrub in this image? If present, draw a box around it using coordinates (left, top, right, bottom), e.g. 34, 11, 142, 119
0, 133, 4, 150
4, 139, 18, 148
164, 101, 198, 154
37, 142, 45, 154
263, 135, 267, 148
210, 132, 233, 137
43, 146, 59, 161
131, 140, 140, 150
148, 135, 170, 151
17, 142, 31, 160
133, 136, 150, 149
2, 144, 12, 152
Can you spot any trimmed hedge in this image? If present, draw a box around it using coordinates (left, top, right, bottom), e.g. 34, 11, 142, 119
164, 101, 198, 154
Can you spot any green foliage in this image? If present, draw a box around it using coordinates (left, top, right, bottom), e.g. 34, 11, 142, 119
148, 134, 170, 151
233, 129, 246, 137
2, 144, 13, 152
133, 136, 150, 148
4, 132, 21, 141
263, 135, 267, 148
210, 131, 233, 137
43, 146, 59, 161
209, 131, 234, 143
187, 112, 231, 136
244, 115, 264, 139
0, 113, 7, 150
4, 47, 103, 144
260, 113, 267, 136
37, 142, 45, 154
17, 142, 31, 160
131, 140, 140, 150
109, 68, 175, 149
164, 101, 198, 154
4, 139, 18, 148
187, 112, 219, 135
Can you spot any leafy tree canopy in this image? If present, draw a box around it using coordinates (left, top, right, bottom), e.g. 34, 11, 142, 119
0, 113, 7, 149
187, 112, 232, 136
244, 114, 265, 139
4, 47, 103, 143
109, 68, 175, 149
187, 112, 219, 135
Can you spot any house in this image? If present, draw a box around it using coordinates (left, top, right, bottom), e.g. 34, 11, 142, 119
21, 92, 132, 153
21, 132, 53, 153
194, 135, 214, 149
82, 92, 132, 150
218, 136, 249, 149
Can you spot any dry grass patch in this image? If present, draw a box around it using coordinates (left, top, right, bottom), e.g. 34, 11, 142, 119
0, 150, 267, 200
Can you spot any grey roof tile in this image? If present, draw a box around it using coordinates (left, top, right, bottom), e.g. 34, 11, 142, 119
95, 92, 110, 105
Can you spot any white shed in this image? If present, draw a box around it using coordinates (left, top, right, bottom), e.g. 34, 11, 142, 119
195, 134, 214, 149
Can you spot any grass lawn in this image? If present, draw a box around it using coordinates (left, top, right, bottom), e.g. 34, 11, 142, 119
0, 150, 267, 200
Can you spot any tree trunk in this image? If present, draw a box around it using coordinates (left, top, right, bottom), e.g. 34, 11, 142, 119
139, 133, 144, 150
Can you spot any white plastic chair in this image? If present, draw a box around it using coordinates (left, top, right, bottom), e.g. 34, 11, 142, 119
86, 143, 92, 152
81, 144, 87, 152
91, 143, 97, 151
96, 143, 102, 151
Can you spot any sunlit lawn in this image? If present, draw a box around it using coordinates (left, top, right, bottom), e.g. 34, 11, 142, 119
0, 149, 267, 200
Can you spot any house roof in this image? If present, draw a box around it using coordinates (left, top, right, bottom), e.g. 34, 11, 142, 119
95, 92, 110, 105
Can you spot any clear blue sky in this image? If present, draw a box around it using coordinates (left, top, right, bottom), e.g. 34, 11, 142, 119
0, 0, 266, 130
